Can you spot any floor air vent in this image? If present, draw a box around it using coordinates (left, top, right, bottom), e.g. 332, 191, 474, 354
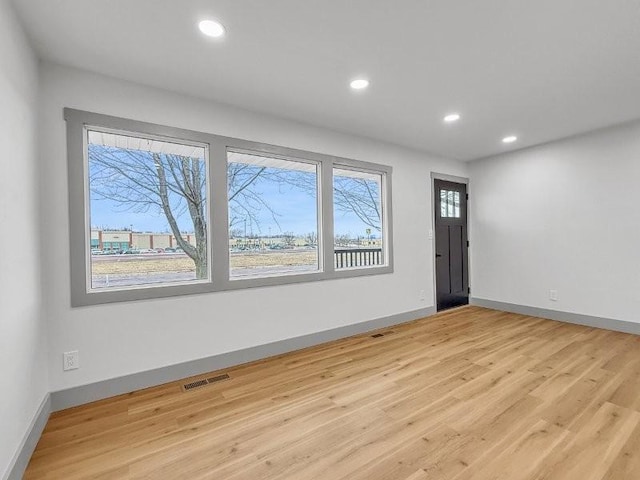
183, 373, 230, 392
183, 379, 209, 391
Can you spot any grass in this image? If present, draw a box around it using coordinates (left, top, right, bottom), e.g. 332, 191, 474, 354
91, 251, 318, 275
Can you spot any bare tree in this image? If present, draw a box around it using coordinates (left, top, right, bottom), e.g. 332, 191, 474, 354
91, 149, 291, 278
334, 233, 353, 247
281, 231, 296, 247
274, 172, 382, 232
229, 228, 243, 239
227, 163, 283, 233
305, 231, 318, 245
229, 162, 383, 233
90, 145, 383, 278
89, 147, 208, 278
333, 177, 381, 232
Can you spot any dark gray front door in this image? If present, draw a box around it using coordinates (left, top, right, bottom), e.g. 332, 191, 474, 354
434, 179, 469, 311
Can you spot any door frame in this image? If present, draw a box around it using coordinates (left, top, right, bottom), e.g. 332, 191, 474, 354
430, 172, 470, 311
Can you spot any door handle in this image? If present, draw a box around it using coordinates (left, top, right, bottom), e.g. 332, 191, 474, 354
435, 254, 442, 258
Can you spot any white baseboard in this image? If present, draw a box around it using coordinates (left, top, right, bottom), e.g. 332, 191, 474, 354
4, 394, 51, 480
470, 297, 640, 335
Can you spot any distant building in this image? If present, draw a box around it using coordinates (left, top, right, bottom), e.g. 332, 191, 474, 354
90, 229, 197, 252
91, 229, 381, 251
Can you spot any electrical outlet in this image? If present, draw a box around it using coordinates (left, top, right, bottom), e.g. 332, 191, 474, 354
63, 351, 79, 371
419, 289, 425, 301
549, 290, 558, 302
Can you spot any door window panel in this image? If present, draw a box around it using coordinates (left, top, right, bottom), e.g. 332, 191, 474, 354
440, 190, 461, 218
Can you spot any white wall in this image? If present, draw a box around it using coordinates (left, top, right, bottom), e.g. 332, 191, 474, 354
0, 0, 48, 477
39, 62, 467, 392
470, 121, 640, 323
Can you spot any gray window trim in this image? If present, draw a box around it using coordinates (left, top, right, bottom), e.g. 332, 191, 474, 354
65, 108, 394, 307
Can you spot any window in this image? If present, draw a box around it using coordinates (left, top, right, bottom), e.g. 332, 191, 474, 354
87, 130, 209, 291
65, 109, 393, 306
440, 189, 461, 218
333, 167, 385, 269
227, 150, 320, 278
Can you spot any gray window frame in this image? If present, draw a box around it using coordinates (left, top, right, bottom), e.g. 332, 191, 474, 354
65, 108, 394, 307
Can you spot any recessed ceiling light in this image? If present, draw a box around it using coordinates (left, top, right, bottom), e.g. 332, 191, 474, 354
444, 113, 461, 123
350, 79, 369, 90
502, 135, 518, 144
199, 20, 225, 38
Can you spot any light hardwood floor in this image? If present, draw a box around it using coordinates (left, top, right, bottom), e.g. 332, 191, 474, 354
25, 306, 640, 479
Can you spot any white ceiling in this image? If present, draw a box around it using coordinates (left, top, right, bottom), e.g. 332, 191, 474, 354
12, 0, 640, 161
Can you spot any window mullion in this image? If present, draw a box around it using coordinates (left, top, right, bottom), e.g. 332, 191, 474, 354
321, 157, 335, 274
210, 141, 231, 288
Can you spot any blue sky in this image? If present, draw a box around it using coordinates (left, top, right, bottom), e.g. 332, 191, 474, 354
89, 149, 380, 238
91, 181, 377, 237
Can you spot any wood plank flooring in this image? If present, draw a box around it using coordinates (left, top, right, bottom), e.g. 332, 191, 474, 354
24, 306, 640, 479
